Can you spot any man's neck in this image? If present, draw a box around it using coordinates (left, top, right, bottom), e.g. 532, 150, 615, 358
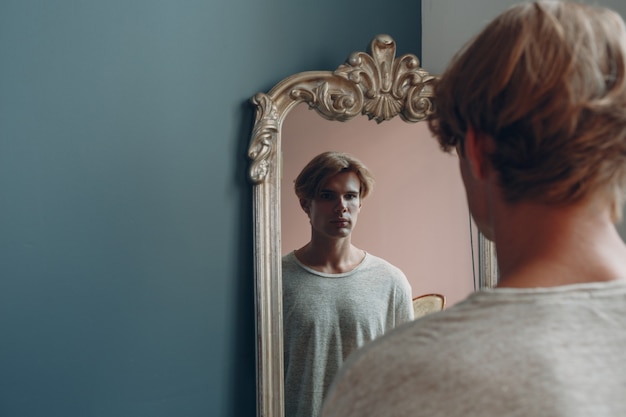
492, 198, 626, 288
295, 239, 365, 274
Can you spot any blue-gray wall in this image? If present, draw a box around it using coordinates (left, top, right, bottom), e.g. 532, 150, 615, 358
0, 1, 421, 416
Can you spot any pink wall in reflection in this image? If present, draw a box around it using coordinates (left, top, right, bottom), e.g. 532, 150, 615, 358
282, 104, 475, 307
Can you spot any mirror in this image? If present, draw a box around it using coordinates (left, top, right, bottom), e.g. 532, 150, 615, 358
247, 34, 497, 417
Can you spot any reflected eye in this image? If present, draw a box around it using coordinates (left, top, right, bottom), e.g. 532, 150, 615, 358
319, 192, 333, 200
345, 194, 359, 201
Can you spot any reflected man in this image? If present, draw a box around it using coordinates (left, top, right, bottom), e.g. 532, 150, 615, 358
321, 2, 626, 417
282, 151, 413, 417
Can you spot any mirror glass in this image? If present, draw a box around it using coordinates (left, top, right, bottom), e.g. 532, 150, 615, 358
281, 103, 476, 305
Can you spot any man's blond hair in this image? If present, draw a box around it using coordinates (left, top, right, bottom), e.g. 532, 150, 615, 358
428, 1, 626, 221
294, 151, 375, 202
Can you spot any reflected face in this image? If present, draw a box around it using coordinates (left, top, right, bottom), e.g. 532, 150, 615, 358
302, 171, 362, 240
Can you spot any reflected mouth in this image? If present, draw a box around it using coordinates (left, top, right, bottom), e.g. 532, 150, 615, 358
332, 218, 350, 225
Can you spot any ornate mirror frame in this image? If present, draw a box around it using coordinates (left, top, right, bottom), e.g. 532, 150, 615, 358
247, 34, 498, 417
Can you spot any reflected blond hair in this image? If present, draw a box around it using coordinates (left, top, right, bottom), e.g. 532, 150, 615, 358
428, 1, 626, 221
294, 151, 374, 201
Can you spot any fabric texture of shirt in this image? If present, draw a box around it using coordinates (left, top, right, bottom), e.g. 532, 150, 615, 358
282, 250, 413, 417
321, 280, 626, 417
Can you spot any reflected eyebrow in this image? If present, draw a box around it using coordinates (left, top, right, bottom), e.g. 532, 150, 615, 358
319, 189, 359, 195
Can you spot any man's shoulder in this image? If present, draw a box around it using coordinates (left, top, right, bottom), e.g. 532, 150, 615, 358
320, 301, 490, 417
321, 315, 449, 417
281, 251, 295, 268
362, 252, 404, 273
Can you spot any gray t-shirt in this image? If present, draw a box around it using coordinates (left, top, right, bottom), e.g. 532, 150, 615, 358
283, 251, 413, 417
322, 280, 626, 417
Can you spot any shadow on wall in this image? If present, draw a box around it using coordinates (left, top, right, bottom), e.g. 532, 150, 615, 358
229, 100, 257, 417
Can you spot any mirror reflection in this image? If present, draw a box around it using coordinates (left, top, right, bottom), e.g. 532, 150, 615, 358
282, 104, 476, 305
280, 104, 477, 417
281, 149, 414, 417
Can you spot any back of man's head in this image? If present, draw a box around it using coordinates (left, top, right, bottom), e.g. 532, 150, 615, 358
428, 1, 626, 221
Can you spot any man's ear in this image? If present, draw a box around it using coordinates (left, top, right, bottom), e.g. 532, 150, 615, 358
299, 198, 311, 214
464, 126, 493, 180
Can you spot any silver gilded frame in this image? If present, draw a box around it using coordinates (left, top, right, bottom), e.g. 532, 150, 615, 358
247, 34, 497, 417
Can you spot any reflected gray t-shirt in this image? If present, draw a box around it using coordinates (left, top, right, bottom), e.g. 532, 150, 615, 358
282, 251, 413, 417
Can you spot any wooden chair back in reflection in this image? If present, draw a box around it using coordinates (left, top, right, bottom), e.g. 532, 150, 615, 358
412, 294, 446, 319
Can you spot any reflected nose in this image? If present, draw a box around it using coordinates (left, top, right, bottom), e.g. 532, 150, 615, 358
335, 197, 348, 212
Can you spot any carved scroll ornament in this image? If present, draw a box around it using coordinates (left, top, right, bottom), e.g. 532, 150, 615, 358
248, 34, 436, 184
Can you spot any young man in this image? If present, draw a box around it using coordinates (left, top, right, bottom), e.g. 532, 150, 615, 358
282, 151, 413, 417
321, 2, 626, 417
